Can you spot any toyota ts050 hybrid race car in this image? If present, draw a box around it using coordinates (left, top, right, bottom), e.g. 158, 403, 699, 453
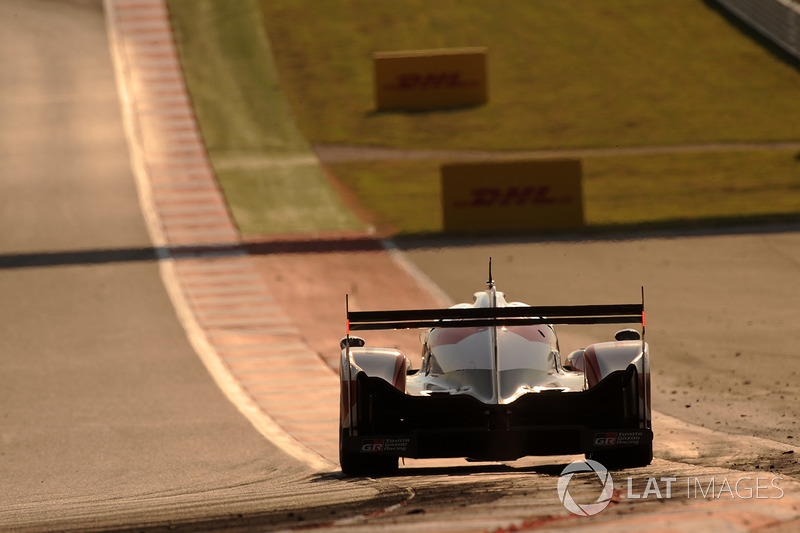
339, 268, 651, 476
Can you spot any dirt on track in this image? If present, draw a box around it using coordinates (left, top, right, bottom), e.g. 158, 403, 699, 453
244, 234, 445, 370
238, 228, 800, 532
243, 226, 800, 480
395, 229, 800, 451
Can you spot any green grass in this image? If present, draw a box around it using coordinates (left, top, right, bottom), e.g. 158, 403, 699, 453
328, 151, 800, 234
259, 0, 800, 150
167, 0, 800, 237
166, 0, 363, 235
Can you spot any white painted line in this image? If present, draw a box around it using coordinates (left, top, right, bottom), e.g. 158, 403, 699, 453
381, 239, 455, 307
105, 0, 334, 471
158, 260, 334, 470
105, 4, 167, 249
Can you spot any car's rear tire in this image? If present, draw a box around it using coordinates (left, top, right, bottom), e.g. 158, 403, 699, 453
588, 442, 653, 470
339, 430, 399, 477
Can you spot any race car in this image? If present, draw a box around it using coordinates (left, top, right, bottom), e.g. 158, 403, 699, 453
339, 268, 651, 476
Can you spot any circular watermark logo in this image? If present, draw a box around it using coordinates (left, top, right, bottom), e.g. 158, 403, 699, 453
557, 459, 614, 516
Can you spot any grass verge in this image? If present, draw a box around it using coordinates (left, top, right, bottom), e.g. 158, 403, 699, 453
328, 150, 800, 235
166, 0, 363, 236
167, 0, 800, 237
259, 0, 800, 150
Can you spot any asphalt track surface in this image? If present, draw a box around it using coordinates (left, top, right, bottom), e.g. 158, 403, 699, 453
0, 1, 391, 530
3, 0, 800, 531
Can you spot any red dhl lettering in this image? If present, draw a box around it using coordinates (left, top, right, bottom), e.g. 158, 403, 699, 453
387, 72, 476, 91
454, 186, 570, 207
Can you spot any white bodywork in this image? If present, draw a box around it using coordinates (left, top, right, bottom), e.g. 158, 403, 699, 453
342, 284, 648, 409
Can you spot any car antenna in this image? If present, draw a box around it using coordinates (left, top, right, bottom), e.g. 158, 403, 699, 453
487, 256, 494, 288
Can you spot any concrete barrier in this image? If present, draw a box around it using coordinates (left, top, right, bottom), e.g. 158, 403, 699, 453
714, 0, 800, 61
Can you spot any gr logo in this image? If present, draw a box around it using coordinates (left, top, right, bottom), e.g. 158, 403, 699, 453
595, 433, 618, 446
361, 440, 384, 452
557, 459, 614, 516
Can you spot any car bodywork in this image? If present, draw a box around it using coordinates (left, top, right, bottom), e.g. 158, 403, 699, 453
339, 276, 652, 475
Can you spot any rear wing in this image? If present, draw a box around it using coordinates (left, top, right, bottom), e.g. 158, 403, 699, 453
341, 288, 645, 431
347, 300, 645, 332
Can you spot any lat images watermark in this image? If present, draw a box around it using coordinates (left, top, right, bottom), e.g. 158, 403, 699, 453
557, 459, 614, 516
557, 460, 785, 517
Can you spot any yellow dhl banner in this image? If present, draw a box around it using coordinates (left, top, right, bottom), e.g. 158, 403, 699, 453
373, 47, 488, 111
441, 159, 584, 232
